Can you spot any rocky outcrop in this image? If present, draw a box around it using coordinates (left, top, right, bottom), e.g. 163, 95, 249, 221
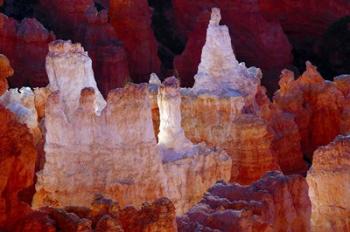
274, 62, 345, 159
37, 0, 129, 96
34, 40, 231, 215
173, 1, 292, 91
157, 76, 231, 214
0, 105, 37, 231
306, 135, 350, 232
16, 195, 177, 232
0, 54, 14, 95
177, 171, 311, 232
0, 14, 54, 88
109, 0, 161, 83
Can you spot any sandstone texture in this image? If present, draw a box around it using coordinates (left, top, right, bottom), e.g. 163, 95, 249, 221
177, 171, 311, 232
0, 105, 37, 231
274, 62, 345, 159
109, 0, 161, 83
0, 14, 54, 88
33, 40, 231, 216
0, 54, 14, 95
307, 135, 350, 232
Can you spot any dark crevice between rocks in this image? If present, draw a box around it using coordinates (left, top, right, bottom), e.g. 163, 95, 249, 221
291, 16, 350, 81
0, 0, 38, 20
148, 0, 186, 78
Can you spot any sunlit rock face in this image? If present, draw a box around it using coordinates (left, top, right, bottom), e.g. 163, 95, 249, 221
0, 105, 37, 231
173, 0, 292, 91
33, 83, 167, 209
192, 8, 261, 103
177, 171, 311, 232
109, 0, 161, 83
274, 62, 345, 159
46, 40, 106, 118
34, 41, 231, 216
157, 76, 232, 214
37, 0, 130, 96
16, 195, 177, 232
307, 135, 350, 232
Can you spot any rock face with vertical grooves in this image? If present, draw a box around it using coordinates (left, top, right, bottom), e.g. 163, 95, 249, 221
307, 135, 350, 232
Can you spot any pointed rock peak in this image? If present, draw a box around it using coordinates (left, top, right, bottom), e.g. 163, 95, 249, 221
149, 73, 161, 86
278, 69, 295, 93
301, 61, 324, 83
209, 7, 221, 26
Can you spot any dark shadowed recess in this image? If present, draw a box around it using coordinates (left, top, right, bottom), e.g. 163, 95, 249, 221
148, 0, 185, 76
292, 16, 350, 81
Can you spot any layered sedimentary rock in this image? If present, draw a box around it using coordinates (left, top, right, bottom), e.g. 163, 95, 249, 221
0, 54, 14, 95
34, 40, 231, 215
152, 9, 280, 184
173, 0, 292, 90
109, 0, 161, 83
37, 0, 129, 96
16, 195, 177, 232
157, 76, 231, 214
307, 135, 350, 232
177, 171, 311, 232
274, 62, 345, 159
0, 14, 54, 88
0, 105, 37, 231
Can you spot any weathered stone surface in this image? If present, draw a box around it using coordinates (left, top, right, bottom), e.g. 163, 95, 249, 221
110, 0, 161, 83
274, 62, 345, 159
177, 171, 311, 232
33, 41, 231, 216
37, 0, 130, 96
0, 105, 37, 231
157, 76, 231, 214
0, 14, 54, 88
173, 1, 292, 91
307, 135, 350, 232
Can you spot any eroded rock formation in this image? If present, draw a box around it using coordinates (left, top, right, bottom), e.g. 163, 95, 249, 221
0, 14, 54, 88
177, 171, 311, 232
109, 0, 161, 83
33, 40, 231, 216
274, 62, 345, 159
0, 105, 37, 231
173, 0, 292, 90
307, 135, 350, 232
37, 0, 129, 96
157, 76, 231, 214
16, 195, 177, 232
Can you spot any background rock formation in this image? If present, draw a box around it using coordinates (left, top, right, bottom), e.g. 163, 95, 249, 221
274, 62, 345, 159
109, 0, 161, 83
307, 135, 350, 232
0, 105, 37, 231
177, 171, 311, 232
0, 14, 54, 88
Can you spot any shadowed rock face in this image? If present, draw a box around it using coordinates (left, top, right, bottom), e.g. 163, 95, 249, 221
177, 171, 311, 232
0, 14, 54, 88
0, 105, 37, 231
109, 0, 161, 83
307, 135, 350, 232
15, 195, 177, 232
274, 62, 345, 159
